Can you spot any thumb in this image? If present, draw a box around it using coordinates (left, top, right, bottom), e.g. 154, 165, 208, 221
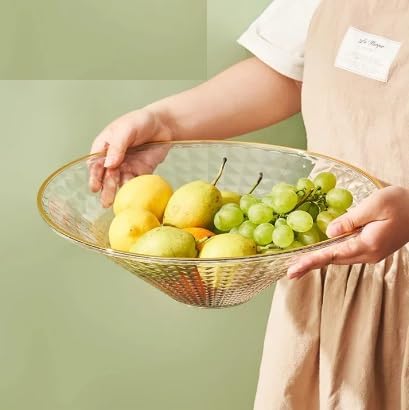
326, 198, 378, 238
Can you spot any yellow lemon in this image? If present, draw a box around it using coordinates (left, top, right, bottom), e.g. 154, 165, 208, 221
108, 208, 160, 252
113, 174, 173, 220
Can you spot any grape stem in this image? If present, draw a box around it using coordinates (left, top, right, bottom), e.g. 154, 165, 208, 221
211, 157, 228, 186
295, 188, 315, 209
248, 172, 264, 194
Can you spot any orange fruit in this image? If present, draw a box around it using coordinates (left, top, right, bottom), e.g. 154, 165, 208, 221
183, 227, 215, 250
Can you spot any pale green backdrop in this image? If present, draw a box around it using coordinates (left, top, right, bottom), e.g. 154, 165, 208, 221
0, 0, 206, 79
0, 1, 306, 410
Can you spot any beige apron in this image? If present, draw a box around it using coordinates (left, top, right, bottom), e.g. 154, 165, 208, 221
254, 0, 409, 409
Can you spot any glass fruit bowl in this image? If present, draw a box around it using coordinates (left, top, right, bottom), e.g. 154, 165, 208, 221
37, 141, 381, 308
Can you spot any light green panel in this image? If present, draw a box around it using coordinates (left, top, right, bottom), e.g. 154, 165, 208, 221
2, 1, 308, 410
0, 80, 275, 410
207, 0, 306, 148
0, 0, 206, 79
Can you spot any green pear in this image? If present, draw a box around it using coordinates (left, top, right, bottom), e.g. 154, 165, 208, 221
198, 233, 257, 288
130, 226, 197, 258
163, 180, 223, 228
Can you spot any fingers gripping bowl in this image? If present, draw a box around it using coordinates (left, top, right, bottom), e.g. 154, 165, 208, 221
37, 141, 381, 308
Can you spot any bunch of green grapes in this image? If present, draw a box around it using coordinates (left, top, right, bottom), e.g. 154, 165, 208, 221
213, 172, 353, 253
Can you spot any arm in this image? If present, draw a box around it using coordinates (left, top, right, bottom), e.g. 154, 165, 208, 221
146, 57, 301, 141
90, 57, 301, 205
92, 57, 301, 167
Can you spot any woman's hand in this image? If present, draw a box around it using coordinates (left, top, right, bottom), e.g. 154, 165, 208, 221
88, 109, 173, 207
287, 186, 409, 279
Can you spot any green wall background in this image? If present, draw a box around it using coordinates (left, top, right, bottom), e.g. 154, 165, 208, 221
0, 1, 306, 410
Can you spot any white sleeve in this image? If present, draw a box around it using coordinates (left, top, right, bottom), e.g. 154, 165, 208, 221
237, 0, 321, 81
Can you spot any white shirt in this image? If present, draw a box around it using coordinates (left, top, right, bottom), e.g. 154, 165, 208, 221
237, 0, 321, 81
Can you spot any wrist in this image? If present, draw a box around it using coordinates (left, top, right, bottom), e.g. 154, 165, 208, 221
144, 101, 176, 143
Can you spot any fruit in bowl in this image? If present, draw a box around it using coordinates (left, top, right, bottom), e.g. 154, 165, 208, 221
104, 155, 360, 293
113, 174, 173, 219
130, 226, 197, 258
108, 161, 355, 257
182, 227, 215, 251
37, 141, 381, 308
108, 208, 160, 252
198, 233, 257, 288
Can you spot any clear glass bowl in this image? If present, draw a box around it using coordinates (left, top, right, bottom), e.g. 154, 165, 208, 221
37, 141, 381, 308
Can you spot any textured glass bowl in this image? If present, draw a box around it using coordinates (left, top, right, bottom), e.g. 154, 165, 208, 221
37, 141, 381, 308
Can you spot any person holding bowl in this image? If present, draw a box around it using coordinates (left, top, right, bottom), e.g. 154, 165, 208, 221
89, 0, 409, 408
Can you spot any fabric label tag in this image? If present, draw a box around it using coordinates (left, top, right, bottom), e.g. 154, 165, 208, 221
334, 27, 401, 82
